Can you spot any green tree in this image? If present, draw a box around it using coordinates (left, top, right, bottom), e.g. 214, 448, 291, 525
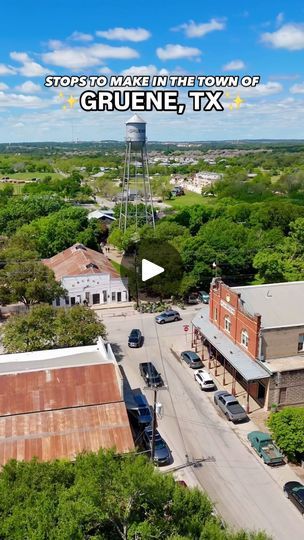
268, 407, 304, 461
0, 261, 64, 307
2, 304, 106, 353
0, 450, 271, 540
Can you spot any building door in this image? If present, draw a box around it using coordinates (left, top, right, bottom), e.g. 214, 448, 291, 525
92, 293, 100, 304
70, 297, 75, 306
117, 292, 122, 302
257, 382, 266, 403
103, 290, 107, 303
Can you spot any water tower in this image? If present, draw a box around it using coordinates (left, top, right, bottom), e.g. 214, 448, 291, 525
119, 114, 155, 232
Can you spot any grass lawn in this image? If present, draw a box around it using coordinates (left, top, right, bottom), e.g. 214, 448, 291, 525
12, 172, 63, 181
167, 191, 207, 208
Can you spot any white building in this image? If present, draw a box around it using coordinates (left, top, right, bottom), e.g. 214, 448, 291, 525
43, 243, 128, 307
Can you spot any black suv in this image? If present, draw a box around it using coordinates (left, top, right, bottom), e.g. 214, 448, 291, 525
284, 481, 304, 514
128, 329, 142, 348
139, 362, 163, 387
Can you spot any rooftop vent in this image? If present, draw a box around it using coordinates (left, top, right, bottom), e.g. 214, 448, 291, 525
86, 263, 99, 270
75, 243, 87, 251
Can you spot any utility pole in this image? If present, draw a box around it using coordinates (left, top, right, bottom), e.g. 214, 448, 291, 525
151, 387, 158, 462
144, 383, 167, 464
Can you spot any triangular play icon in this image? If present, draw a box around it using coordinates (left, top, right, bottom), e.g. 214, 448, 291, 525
141, 259, 164, 282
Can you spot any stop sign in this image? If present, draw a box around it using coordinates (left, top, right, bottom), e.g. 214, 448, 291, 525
183, 325, 189, 332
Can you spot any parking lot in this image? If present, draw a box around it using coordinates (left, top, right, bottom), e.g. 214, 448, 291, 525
102, 306, 304, 539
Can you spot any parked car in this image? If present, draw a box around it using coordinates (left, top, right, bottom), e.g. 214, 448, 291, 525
139, 362, 163, 387
142, 426, 170, 465
214, 390, 247, 423
247, 431, 285, 466
128, 328, 143, 348
187, 293, 199, 305
155, 310, 181, 324
194, 369, 215, 390
283, 481, 304, 515
198, 290, 210, 304
128, 394, 152, 427
181, 350, 203, 369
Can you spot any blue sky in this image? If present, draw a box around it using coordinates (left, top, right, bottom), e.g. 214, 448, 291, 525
0, 0, 304, 141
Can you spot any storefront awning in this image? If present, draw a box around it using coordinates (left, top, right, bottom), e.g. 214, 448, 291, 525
192, 310, 270, 382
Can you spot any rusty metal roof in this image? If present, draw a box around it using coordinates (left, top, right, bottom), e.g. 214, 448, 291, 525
0, 402, 134, 463
43, 243, 119, 280
0, 364, 121, 416
0, 362, 134, 464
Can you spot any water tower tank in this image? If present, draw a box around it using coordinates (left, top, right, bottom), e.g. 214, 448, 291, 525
126, 114, 146, 149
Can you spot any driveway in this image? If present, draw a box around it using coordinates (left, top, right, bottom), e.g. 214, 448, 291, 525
102, 307, 304, 539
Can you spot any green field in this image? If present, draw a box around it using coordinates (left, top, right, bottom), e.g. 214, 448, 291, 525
167, 191, 206, 208
11, 172, 63, 181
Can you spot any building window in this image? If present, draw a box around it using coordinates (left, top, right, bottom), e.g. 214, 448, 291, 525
214, 307, 218, 321
298, 334, 304, 352
117, 292, 122, 302
241, 329, 249, 349
279, 387, 287, 404
70, 297, 75, 306
55, 297, 60, 306
92, 293, 100, 304
224, 316, 231, 334
65, 296, 69, 305
112, 292, 116, 302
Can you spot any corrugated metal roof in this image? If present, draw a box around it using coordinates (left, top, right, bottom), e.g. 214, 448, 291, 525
0, 364, 121, 416
232, 281, 304, 328
0, 402, 134, 464
43, 243, 119, 280
192, 309, 270, 381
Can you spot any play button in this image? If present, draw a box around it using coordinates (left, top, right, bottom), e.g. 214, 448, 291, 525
142, 259, 164, 282
120, 238, 183, 302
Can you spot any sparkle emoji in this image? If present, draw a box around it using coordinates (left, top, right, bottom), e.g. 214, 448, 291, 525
67, 95, 77, 108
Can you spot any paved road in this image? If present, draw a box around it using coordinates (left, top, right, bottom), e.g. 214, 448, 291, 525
102, 308, 304, 539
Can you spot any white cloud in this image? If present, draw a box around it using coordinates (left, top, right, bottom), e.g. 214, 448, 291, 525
156, 44, 201, 60
15, 81, 41, 93
121, 65, 168, 77
235, 81, 283, 97
223, 59, 245, 71
261, 23, 304, 50
10, 51, 50, 77
172, 19, 225, 38
10, 52, 30, 63
290, 82, 304, 94
13, 122, 25, 128
97, 66, 113, 75
0, 83, 9, 91
47, 40, 64, 49
0, 64, 16, 75
42, 44, 139, 69
69, 31, 93, 42
96, 27, 151, 42
0, 91, 47, 109
276, 13, 284, 27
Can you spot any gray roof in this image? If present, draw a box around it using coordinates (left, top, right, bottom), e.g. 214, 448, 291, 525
88, 210, 116, 221
232, 281, 304, 328
126, 114, 146, 124
192, 309, 270, 381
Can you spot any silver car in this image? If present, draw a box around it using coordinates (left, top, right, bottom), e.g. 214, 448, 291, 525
214, 390, 247, 423
155, 310, 181, 324
181, 350, 203, 369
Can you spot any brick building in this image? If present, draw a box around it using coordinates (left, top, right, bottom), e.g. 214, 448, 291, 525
192, 278, 304, 411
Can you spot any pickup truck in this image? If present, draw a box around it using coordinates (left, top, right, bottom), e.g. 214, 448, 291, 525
247, 431, 285, 466
214, 390, 247, 423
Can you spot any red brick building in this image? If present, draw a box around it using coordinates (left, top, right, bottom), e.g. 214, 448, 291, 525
192, 278, 304, 411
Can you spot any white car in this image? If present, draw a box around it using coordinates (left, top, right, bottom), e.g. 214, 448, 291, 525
194, 369, 215, 391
